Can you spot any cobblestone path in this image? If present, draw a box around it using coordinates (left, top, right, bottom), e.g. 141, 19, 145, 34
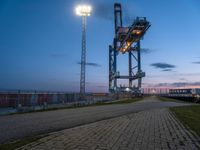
17, 108, 200, 150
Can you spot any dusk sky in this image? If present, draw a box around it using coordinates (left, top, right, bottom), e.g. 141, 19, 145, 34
0, 0, 200, 92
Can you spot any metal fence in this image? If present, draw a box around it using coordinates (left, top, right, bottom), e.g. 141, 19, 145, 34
0, 91, 135, 108
0, 91, 138, 116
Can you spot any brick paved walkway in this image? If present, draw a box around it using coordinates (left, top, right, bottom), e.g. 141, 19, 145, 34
1, 96, 190, 144
17, 108, 200, 150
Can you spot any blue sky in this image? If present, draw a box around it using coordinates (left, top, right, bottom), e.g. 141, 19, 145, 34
0, 0, 200, 92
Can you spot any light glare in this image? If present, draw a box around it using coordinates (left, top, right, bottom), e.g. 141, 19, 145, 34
76, 5, 92, 16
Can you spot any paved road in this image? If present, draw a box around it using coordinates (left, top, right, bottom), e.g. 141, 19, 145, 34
18, 108, 200, 150
0, 96, 190, 144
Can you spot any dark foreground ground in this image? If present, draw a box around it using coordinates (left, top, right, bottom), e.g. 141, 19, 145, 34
18, 108, 200, 150
0, 96, 191, 145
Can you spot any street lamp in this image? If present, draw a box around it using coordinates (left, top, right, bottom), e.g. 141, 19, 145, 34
75, 5, 92, 98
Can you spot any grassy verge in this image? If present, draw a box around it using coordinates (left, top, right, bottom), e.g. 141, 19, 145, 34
170, 105, 200, 137
94, 97, 142, 105
0, 135, 46, 150
157, 96, 186, 103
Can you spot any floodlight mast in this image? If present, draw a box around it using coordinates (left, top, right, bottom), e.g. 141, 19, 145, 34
76, 5, 91, 99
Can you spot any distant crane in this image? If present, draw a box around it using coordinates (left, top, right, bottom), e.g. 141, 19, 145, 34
75, 5, 92, 98
109, 3, 151, 94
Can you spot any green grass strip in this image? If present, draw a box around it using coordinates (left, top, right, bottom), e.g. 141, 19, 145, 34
0, 135, 46, 150
157, 96, 187, 103
170, 105, 200, 137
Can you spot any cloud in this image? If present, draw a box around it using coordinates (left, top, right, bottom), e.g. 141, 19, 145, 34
168, 82, 200, 87
146, 82, 200, 88
86, 62, 101, 67
150, 63, 175, 69
146, 72, 200, 79
146, 72, 200, 78
179, 78, 187, 81
192, 61, 200, 64
92, 1, 113, 21
162, 69, 172, 72
77, 62, 101, 67
91, 1, 135, 23
141, 48, 151, 54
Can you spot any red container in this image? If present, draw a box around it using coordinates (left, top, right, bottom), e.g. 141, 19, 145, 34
0, 94, 10, 107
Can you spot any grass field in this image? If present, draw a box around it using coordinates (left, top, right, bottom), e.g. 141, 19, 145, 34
0, 135, 46, 150
157, 96, 186, 103
95, 97, 142, 105
170, 105, 200, 137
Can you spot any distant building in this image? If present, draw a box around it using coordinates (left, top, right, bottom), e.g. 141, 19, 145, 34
142, 88, 169, 95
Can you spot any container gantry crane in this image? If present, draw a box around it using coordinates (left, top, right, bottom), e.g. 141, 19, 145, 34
109, 3, 151, 93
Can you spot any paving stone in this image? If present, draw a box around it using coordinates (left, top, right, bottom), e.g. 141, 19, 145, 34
16, 108, 200, 150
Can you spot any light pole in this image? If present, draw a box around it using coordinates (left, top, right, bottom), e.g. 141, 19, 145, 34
75, 5, 92, 98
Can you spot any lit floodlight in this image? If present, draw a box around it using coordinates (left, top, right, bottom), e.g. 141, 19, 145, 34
76, 5, 92, 16
125, 87, 130, 92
